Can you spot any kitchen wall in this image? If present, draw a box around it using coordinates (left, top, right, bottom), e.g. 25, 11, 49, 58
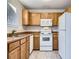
7, 0, 63, 33
23, 26, 58, 32
7, 0, 25, 33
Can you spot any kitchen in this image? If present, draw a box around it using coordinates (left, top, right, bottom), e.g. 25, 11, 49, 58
7, 0, 71, 59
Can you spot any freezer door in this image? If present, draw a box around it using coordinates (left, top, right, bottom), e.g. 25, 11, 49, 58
59, 13, 66, 29
66, 13, 71, 31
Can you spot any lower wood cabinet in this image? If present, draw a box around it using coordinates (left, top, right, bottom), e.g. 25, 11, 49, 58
26, 38, 30, 59
21, 43, 27, 59
21, 38, 30, 59
33, 37, 40, 50
9, 47, 20, 59
8, 36, 30, 59
53, 32, 58, 50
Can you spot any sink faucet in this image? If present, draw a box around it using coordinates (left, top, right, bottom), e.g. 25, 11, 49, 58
12, 30, 16, 37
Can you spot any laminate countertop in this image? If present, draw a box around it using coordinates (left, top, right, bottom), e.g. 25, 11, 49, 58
7, 34, 32, 44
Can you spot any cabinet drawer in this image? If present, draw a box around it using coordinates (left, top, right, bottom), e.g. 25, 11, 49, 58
9, 41, 20, 52
21, 38, 26, 44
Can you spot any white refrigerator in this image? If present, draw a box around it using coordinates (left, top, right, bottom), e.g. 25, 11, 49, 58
58, 12, 71, 59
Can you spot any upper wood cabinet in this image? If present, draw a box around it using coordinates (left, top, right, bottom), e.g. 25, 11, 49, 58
22, 9, 29, 25
41, 13, 53, 19
53, 13, 58, 26
53, 13, 62, 26
65, 7, 71, 13
22, 11, 62, 26
29, 13, 40, 25
40, 13, 62, 26
41, 13, 48, 19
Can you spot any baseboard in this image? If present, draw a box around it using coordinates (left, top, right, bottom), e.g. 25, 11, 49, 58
53, 49, 58, 51
33, 49, 39, 50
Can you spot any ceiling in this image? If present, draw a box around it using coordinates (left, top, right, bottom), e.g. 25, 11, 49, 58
19, 0, 71, 9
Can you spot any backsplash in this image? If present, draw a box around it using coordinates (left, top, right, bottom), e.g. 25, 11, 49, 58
23, 26, 58, 32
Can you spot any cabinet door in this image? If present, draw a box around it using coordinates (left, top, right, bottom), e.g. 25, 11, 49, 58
33, 37, 40, 50
53, 32, 58, 50
53, 13, 62, 26
65, 7, 71, 13
41, 13, 48, 19
41, 13, 53, 19
30, 13, 40, 25
21, 43, 27, 59
53, 13, 58, 26
26, 38, 30, 59
22, 9, 29, 25
47, 13, 53, 19
9, 47, 20, 59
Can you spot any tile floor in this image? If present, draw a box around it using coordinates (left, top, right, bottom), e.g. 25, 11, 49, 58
29, 51, 61, 59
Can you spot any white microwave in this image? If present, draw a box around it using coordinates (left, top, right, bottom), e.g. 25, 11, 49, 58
40, 19, 52, 26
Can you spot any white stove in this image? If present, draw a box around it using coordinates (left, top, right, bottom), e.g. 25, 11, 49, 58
40, 32, 53, 51
40, 19, 53, 51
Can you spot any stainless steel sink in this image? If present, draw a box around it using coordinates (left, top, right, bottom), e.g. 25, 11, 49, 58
12, 34, 25, 37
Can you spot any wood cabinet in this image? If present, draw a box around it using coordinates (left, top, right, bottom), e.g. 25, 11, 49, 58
29, 13, 40, 25
41, 13, 62, 26
26, 37, 30, 59
53, 13, 62, 26
22, 11, 62, 26
41, 13, 48, 19
33, 37, 40, 50
53, 32, 58, 50
22, 9, 29, 25
53, 13, 58, 26
65, 7, 71, 13
9, 41, 20, 52
21, 38, 27, 59
41, 13, 53, 19
21, 43, 27, 59
33, 32, 40, 50
21, 37, 30, 59
9, 47, 20, 59
8, 36, 30, 59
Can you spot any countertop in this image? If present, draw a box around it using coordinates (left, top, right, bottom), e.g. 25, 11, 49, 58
7, 26, 58, 34
7, 34, 32, 44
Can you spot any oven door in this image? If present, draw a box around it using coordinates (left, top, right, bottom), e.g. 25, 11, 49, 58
40, 34, 52, 46
42, 37, 50, 41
